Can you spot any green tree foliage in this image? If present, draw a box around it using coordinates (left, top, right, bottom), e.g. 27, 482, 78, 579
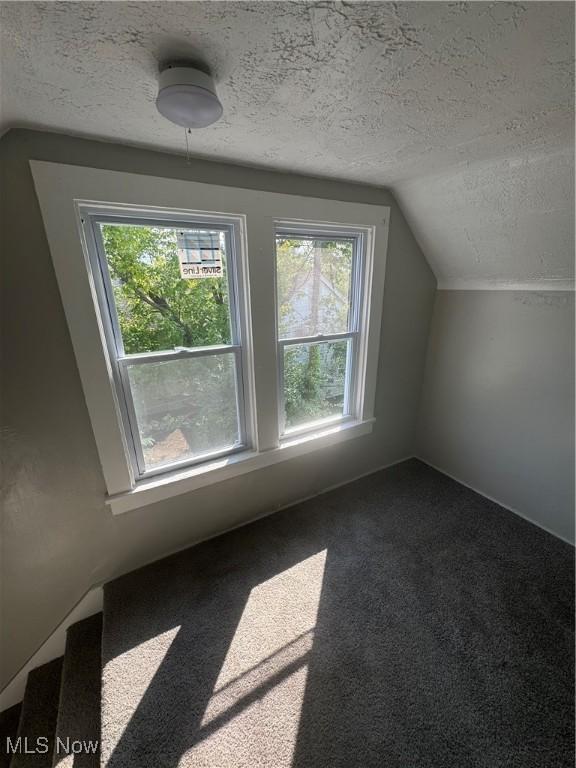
127, 355, 238, 467
102, 224, 235, 467
276, 237, 352, 337
102, 224, 230, 353
283, 341, 347, 429
276, 237, 352, 428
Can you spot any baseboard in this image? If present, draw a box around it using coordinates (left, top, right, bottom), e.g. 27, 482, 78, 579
0, 586, 103, 711
270, 454, 415, 516
105, 453, 416, 587
416, 456, 575, 546
0, 454, 414, 710
4, 453, 568, 710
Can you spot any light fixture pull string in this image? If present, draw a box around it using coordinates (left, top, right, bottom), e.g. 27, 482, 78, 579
184, 128, 192, 165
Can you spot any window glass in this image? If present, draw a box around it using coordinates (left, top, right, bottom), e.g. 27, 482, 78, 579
126, 354, 240, 471
276, 237, 354, 339
91, 215, 247, 477
99, 223, 232, 354
276, 229, 361, 435
283, 340, 349, 430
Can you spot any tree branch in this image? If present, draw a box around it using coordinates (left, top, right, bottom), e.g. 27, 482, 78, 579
119, 275, 194, 346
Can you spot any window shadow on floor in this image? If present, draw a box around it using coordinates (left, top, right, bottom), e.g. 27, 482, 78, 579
103, 461, 575, 768
103, 487, 331, 768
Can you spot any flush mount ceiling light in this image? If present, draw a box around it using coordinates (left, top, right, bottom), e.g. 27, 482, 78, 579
156, 64, 223, 129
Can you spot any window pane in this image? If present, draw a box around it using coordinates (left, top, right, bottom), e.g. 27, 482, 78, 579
126, 354, 240, 471
100, 223, 232, 354
283, 340, 349, 430
276, 237, 354, 338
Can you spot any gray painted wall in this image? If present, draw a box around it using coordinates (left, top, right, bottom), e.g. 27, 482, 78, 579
0, 129, 436, 686
416, 290, 575, 544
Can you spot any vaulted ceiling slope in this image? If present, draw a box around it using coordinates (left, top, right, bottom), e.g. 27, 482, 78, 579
1, 1, 573, 288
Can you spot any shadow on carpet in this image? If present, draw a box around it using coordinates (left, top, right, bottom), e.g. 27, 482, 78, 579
101, 459, 574, 768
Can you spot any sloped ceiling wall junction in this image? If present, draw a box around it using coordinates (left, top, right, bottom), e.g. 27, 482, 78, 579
0, 1, 574, 287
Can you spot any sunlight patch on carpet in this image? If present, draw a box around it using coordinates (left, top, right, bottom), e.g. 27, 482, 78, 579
180, 549, 327, 767
103, 626, 180, 736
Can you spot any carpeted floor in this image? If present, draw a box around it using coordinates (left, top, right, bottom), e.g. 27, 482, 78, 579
101, 459, 574, 768
53, 613, 102, 767
0, 704, 21, 768
10, 658, 62, 768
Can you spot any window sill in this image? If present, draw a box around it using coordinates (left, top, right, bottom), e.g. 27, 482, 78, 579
106, 418, 375, 515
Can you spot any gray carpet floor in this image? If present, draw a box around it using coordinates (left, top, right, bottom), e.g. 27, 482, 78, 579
101, 459, 574, 768
11, 658, 62, 768
53, 613, 102, 767
0, 704, 21, 768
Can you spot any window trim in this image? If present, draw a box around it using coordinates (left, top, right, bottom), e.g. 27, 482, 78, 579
30, 161, 390, 512
79, 206, 254, 480
107, 417, 376, 515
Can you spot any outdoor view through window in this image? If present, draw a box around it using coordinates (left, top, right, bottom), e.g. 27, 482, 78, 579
276, 234, 357, 432
99, 222, 242, 474
94, 219, 362, 478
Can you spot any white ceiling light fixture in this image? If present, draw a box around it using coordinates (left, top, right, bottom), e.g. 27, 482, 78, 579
156, 64, 223, 129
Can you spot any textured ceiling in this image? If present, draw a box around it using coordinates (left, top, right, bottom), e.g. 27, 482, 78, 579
1, 1, 574, 287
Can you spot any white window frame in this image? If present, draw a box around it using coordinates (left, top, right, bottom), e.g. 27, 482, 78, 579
81, 207, 254, 480
274, 222, 373, 438
31, 161, 390, 514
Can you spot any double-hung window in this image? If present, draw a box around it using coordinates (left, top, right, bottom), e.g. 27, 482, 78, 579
31, 162, 389, 512
275, 224, 367, 435
81, 209, 251, 480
